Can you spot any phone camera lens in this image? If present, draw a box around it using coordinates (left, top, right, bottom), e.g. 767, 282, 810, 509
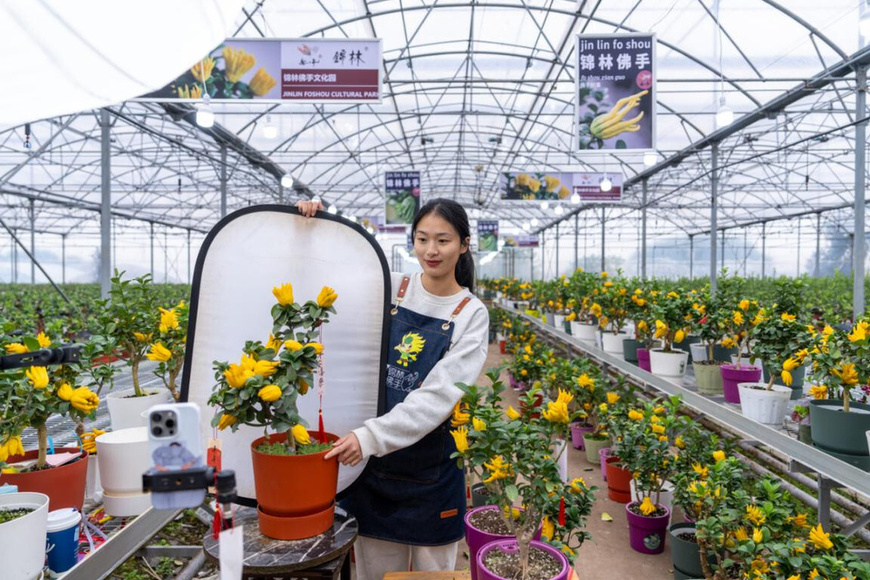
152, 426, 163, 437
152, 413, 162, 423
165, 419, 175, 429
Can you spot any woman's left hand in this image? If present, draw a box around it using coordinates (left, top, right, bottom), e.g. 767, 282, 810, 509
324, 433, 362, 466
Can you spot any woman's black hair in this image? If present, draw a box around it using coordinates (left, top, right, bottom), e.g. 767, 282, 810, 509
411, 198, 476, 292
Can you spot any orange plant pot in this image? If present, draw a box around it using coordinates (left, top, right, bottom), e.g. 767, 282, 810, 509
251, 431, 339, 540
0, 447, 89, 512
605, 456, 632, 503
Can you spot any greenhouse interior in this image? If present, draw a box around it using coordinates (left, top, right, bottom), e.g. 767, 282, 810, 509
1, 1, 870, 579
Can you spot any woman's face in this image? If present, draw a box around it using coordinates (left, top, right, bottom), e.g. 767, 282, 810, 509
413, 212, 468, 281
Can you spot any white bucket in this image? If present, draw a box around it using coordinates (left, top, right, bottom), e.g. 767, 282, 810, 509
0, 492, 49, 580
570, 322, 598, 344
738, 383, 792, 426
689, 343, 708, 362
106, 389, 172, 431
601, 333, 630, 355
649, 349, 689, 381
96, 427, 152, 517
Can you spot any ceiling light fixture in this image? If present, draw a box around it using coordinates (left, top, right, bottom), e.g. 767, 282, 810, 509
531, 218, 539, 227
327, 204, 338, 215
262, 115, 278, 139
643, 151, 657, 167
554, 205, 564, 216
195, 95, 215, 128
600, 175, 612, 192
716, 96, 734, 127
570, 192, 581, 204
280, 174, 294, 188
523, 222, 531, 231
540, 201, 549, 210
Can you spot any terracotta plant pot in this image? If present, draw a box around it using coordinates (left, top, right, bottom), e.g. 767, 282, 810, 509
605, 456, 632, 503
477, 539, 570, 580
0, 447, 88, 512
251, 431, 339, 540
720, 364, 762, 404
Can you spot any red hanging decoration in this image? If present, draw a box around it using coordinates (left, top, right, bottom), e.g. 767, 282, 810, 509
318, 408, 326, 444
211, 472, 222, 539
558, 496, 566, 527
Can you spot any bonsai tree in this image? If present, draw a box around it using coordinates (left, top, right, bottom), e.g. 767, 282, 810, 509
452, 370, 596, 575
596, 273, 631, 335
565, 268, 600, 325
751, 309, 813, 391
145, 300, 189, 401
209, 282, 338, 453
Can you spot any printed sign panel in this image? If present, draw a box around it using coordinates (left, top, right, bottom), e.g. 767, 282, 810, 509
517, 234, 540, 248
575, 34, 656, 150
573, 172, 623, 202
143, 38, 382, 103
478, 220, 499, 252
385, 171, 421, 225
501, 171, 622, 202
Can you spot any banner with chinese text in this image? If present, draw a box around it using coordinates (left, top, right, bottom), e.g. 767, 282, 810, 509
500, 171, 576, 201
143, 38, 382, 103
385, 171, 421, 225
573, 172, 623, 202
477, 220, 499, 252
575, 34, 655, 150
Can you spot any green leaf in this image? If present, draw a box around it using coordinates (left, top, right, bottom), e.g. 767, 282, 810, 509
505, 484, 518, 502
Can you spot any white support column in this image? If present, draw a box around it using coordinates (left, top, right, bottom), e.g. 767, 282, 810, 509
641, 179, 648, 279
853, 65, 867, 320
710, 142, 719, 295
29, 198, 35, 284
100, 108, 112, 298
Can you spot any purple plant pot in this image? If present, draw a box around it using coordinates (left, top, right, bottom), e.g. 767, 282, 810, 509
508, 373, 520, 390
599, 447, 612, 481
637, 348, 651, 372
477, 539, 570, 580
464, 506, 541, 580
570, 422, 594, 450
720, 364, 762, 404
625, 502, 671, 555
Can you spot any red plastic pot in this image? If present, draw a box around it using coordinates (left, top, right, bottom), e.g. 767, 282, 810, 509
0, 447, 88, 512
605, 456, 632, 503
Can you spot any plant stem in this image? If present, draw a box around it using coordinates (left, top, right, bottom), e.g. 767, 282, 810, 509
844, 388, 851, 413
517, 522, 533, 580
37, 423, 47, 469
766, 375, 776, 391
132, 357, 142, 397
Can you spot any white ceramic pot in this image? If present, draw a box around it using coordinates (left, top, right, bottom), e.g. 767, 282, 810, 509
689, 343, 708, 362
554, 314, 565, 330
738, 383, 792, 426
96, 427, 152, 517
0, 492, 49, 580
84, 454, 102, 503
106, 389, 172, 431
649, 349, 689, 381
629, 479, 675, 519
601, 332, 630, 355
554, 439, 568, 483
570, 322, 598, 344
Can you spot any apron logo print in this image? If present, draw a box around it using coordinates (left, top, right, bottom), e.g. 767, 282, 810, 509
394, 331, 426, 367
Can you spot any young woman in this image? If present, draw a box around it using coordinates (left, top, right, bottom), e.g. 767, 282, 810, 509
297, 197, 489, 579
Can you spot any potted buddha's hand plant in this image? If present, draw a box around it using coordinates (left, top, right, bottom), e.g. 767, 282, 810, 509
806, 318, 870, 469
454, 372, 595, 580
0, 336, 100, 511
209, 282, 338, 540
647, 289, 696, 382
565, 268, 599, 343
719, 297, 764, 404
596, 273, 632, 354
146, 300, 189, 402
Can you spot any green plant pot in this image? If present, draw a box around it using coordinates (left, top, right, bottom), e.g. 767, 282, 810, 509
812, 443, 870, 472
711, 345, 738, 362
692, 361, 724, 396
622, 339, 642, 364
583, 434, 612, 465
809, 399, 870, 455
798, 424, 812, 444
673, 335, 701, 363
669, 523, 703, 580
470, 482, 493, 508
763, 364, 806, 399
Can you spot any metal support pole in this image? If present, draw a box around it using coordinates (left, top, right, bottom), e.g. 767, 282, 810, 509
530, 244, 534, 281
11, 228, 16, 283
600, 206, 606, 273
762, 222, 767, 279
100, 108, 112, 298
689, 235, 694, 279
641, 179, 648, 279
743, 228, 748, 277
583, 215, 588, 271
819, 476, 834, 532
720, 229, 725, 270
710, 142, 719, 295
61, 234, 66, 285
220, 145, 228, 219
574, 214, 579, 271
541, 231, 545, 279
853, 65, 867, 321
29, 198, 35, 284
187, 229, 192, 284
555, 224, 560, 276
815, 213, 822, 277
149, 222, 155, 279
796, 218, 801, 276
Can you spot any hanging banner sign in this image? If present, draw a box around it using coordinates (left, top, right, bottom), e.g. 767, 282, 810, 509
573, 172, 623, 202
516, 234, 540, 248
361, 215, 407, 235
500, 171, 622, 202
477, 220, 499, 252
575, 33, 656, 151
142, 38, 382, 103
385, 171, 421, 225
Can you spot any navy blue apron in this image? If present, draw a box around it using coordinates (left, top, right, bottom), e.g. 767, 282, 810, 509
342, 277, 471, 545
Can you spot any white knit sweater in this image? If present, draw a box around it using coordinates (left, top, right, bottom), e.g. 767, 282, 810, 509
353, 272, 489, 459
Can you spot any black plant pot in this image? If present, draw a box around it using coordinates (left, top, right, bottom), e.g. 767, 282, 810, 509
623, 339, 642, 364
809, 399, 870, 455
470, 482, 493, 508
669, 522, 703, 579
763, 364, 806, 399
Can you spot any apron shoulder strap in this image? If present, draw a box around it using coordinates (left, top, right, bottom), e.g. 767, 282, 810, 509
391, 276, 411, 315
441, 296, 473, 330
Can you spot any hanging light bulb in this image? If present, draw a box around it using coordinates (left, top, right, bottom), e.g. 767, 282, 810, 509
195, 95, 215, 128
348, 215, 358, 223
540, 200, 549, 210
262, 115, 278, 139
554, 205, 564, 216
643, 151, 657, 167
716, 96, 733, 127
280, 174, 294, 188
327, 204, 338, 215
531, 218, 539, 227
600, 175, 612, 192
523, 222, 531, 231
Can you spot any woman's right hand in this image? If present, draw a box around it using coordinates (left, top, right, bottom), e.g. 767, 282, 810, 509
296, 199, 324, 217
